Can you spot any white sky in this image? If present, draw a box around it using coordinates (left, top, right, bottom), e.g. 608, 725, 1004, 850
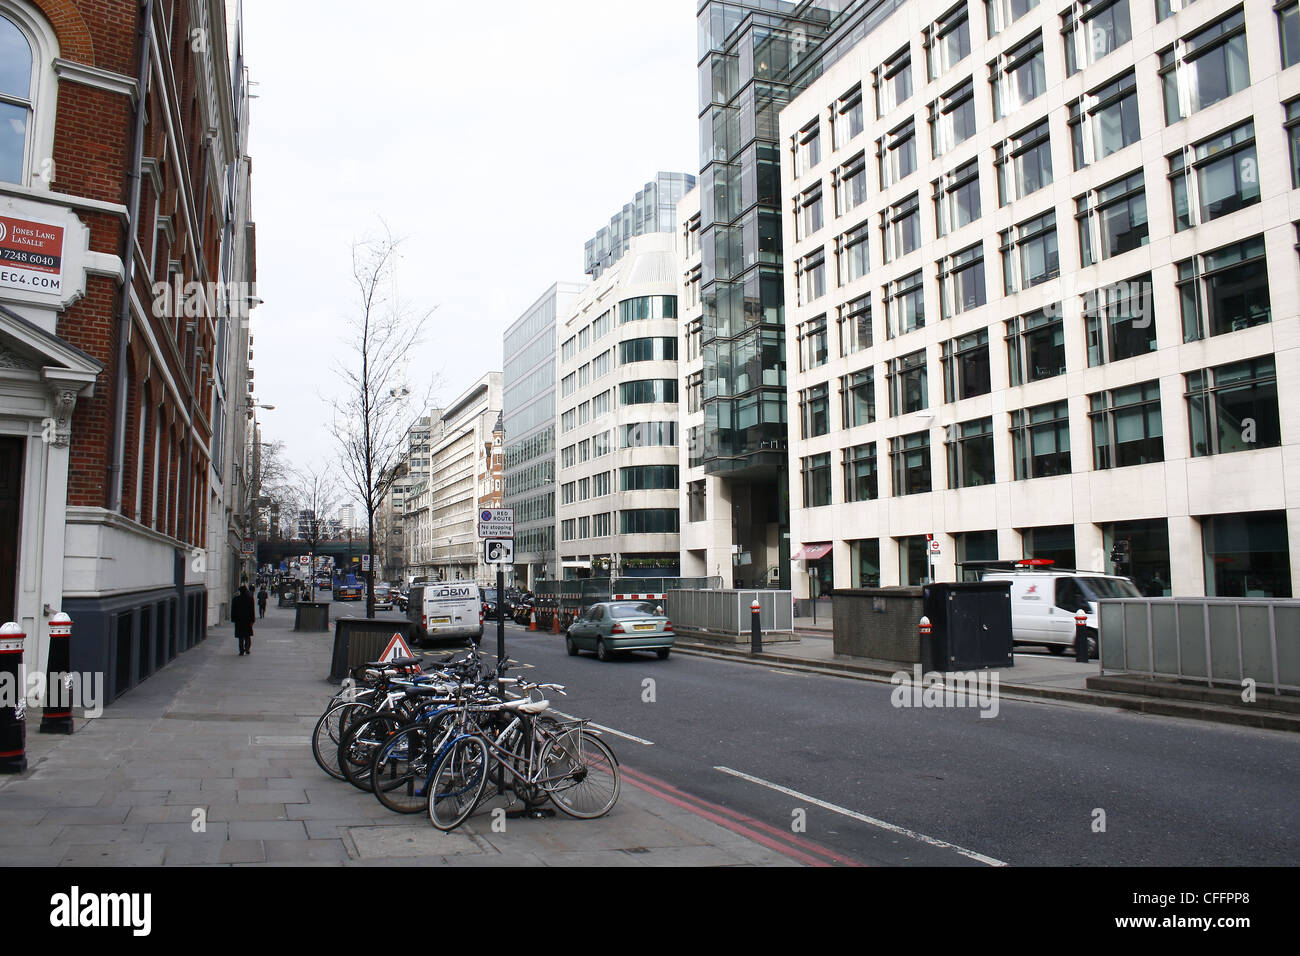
241, 0, 698, 488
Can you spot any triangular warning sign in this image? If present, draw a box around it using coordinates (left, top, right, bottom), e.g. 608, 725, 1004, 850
378, 632, 415, 665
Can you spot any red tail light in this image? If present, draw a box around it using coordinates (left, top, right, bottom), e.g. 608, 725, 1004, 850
611, 623, 624, 634
422, 615, 427, 626
663, 621, 673, 632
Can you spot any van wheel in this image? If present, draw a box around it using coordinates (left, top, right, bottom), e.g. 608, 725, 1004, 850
1047, 644, 1065, 655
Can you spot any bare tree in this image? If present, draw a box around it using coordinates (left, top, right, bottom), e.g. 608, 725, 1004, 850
329, 228, 436, 617
293, 464, 339, 598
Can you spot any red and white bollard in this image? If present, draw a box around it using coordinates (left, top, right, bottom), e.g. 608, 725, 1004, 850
918, 615, 932, 670
40, 612, 74, 735
0, 622, 27, 774
1074, 609, 1090, 663
750, 599, 762, 655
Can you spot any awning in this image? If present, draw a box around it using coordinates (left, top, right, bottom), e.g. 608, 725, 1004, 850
792, 542, 832, 561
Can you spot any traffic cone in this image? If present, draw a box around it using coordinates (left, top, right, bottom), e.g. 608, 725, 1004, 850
552, 609, 560, 634
528, 608, 537, 632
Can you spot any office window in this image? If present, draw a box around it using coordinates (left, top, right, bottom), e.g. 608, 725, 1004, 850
1287, 100, 1300, 188
1000, 210, 1059, 292
561, 519, 576, 542
799, 248, 827, 303
1084, 273, 1156, 365
890, 431, 933, 496
1203, 511, 1291, 598
1006, 308, 1066, 384
836, 221, 870, 286
934, 159, 981, 239
620, 295, 677, 323
578, 516, 589, 540
796, 182, 824, 240
875, 46, 913, 116
841, 367, 876, 428
621, 421, 677, 447
1063, 0, 1131, 75
579, 326, 590, 350
593, 349, 612, 378
1011, 400, 1071, 478
929, 78, 977, 158
593, 311, 610, 339
992, 31, 1046, 120
946, 416, 995, 488
620, 509, 680, 534
1282, 2, 1300, 68
839, 294, 873, 355
801, 314, 829, 369
619, 337, 677, 364
1156, 0, 1198, 20
835, 151, 868, 217
938, 242, 986, 318
794, 119, 821, 175
927, 4, 972, 81
1169, 121, 1259, 231
852, 539, 882, 586
1177, 235, 1270, 341
835, 83, 865, 148
592, 430, 610, 457
1090, 381, 1163, 468
592, 390, 611, 417
881, 192, 921, 263
987, 0, 1040, 36
802, 453, 833, 507
619, 379, 678, 404
687, 480, 706, 522
620, 465, 679, 491
578, 477, 590, 501
1186, 356, 1281, 456
941, 329, 991, 401
578, 439, 590, 463
686, 370, 703, 413
843, 443, 879, 502
884, 270, 925, 337
878, 118, 917, 188
996, 118, 1053, 205
1076, 170, 1148, 266
800, 383, 831, 438
1159, 10, 1249, 124
592, 513, 611, 537
578, 401, 590, 426
561, 482, 575, 505
1069, 70, 1140, 169
0, 12, 38, 186
578, 363, 590, 388
561, 373, 576, 398
887, 349, 928, 416
593, 471, 611, 497
561, 337, 576, 361
561, 445, 575, 468
561, 408, 576, 433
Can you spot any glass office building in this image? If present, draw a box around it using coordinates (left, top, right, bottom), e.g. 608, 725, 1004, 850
584, 172, 696, 279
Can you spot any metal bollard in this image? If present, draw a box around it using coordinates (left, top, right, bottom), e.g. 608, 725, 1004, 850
750, 599, 762, 655
919, 615, 932, 670
0, 622, 27, 774
40, 612, 74, 735
1074, 609, 1089, 663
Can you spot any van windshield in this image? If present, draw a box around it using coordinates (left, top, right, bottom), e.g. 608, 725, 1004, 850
1078, 577, 1142, 601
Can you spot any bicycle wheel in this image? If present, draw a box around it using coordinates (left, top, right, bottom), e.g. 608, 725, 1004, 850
371, 721, 450, 814
427, 735, 489, 831
540, 729, 620, 820
312, 701, 372, 780
339, 712, 406, 792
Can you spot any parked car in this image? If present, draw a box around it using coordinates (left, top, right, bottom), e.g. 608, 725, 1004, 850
980, 566, 1141, 657
336, 580, 363, 601
372, 585, 394, 611
565, 600, 673, 661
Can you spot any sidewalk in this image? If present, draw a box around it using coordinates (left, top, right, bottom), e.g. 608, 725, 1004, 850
0, 605, 804, 867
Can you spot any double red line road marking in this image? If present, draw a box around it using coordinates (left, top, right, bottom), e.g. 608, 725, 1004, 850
619, 762, 862, 867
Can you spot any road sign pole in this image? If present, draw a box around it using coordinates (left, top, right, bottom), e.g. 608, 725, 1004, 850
496, 565, 506, 677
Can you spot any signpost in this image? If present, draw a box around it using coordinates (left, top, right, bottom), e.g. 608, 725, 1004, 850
477, 509, 514, 676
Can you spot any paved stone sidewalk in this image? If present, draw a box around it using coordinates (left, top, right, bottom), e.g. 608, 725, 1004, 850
0, 605, 798, 867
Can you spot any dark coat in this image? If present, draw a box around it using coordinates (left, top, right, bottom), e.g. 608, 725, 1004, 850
232, 588, 256, 638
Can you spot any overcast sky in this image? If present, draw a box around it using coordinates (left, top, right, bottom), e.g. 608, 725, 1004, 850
241, 0, 698, 492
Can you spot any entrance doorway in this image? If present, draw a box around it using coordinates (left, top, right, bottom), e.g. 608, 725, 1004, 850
0, 437, 22, 624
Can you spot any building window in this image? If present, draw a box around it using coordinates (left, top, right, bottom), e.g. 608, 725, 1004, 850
1186, 356, 1281, 456
1011, 400, 1071, 478
887, 349, 928, 416
1062, 0, 1131, 75
942, 329, 991, 401
578, 364, 590, 388
593, 310, 611, 339
1287, 100, 1300, 188
794, 118, 821, 176
577, 401, 590, 425
1156, 0, 1198, 20
929, 78, 977, 158
592, 390, 611, 417
991, 30, 1046, 120
884, 270, 926, 338
836, 221, 871, 285
933, 158, 981, 237
835, 83, 864, 148
799, 383, 831, 438
1000, 210, 1059, 293
796, 182, 824, 241
594, 350, 612, 377
987, 0, 1040, 37
801, 453, 833, 507
839, 294, 872, 355
592, 513, 611, 537
0, 11, 36, 185
881, 192, 921, 263
927, 3, 972, 81
1084, 273, 1156, 365
620, 509, 680, 534
835, 151, 868, 217
800, 314, 829, 370
1282, 1, 1300, 68
619, 296, 677, 323
561, 409, 576, 433
840, 367, 876, 428
686, 370, 703, 413
579, 326, 590, 351
843, 443, 879, 502
799, 248, 827, 303
878, 118, 917, 188
1006, 308, 1066, 385
620, 465, 679, 491
1022, 524, 1076, 568
561, 336, 576, 362
890, 431, 933, 496
619, 379, 678, 405
578, 439, 590, 463
687, 480, 706, 522
578, 477, 590, 501
938, 242, 986, 318
594, 471, 611, 496
995, 118, 1053, 205
1090, 381, 1163, 469
1202, 511, 1292, 597
1177, 235, 1270, 341
592, 430, 611, 457
1159, 10, 1249, 124
561, 373, 576, 398
1069, 70, 1139, 169
1169, 121, 1259, 232
851, 539, 882, 586
619, 337, 677, 364
561, 519, 576, 542
875, 45, 913, 117
1076, 170, 1148, 266
561, 445, 576, 468
946, 416, 996, 488
561, 482, 575, 505
621, 421, 677, 447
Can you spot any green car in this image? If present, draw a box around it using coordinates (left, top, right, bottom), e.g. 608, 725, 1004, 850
565, 601, 674, 661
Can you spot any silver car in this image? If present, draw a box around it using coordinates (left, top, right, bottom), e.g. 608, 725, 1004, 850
565, 601, 674, 661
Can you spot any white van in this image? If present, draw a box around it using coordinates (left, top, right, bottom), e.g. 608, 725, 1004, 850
980, 568, 1142, 657
407, 582, 483, 645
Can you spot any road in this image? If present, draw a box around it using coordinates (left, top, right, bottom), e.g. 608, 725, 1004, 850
330, 599, 1299, 867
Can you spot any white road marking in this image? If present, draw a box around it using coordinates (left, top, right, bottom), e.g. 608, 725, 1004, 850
713, 766, 1006, 867
550, 709, 655, 746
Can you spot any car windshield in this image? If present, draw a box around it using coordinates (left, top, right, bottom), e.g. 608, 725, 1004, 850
484, 589, 498, 601
608, 602, 660, 619
1078, 577, 1142, 600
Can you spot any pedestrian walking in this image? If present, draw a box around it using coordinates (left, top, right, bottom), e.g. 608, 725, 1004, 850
256, 585, 268, 619
232, 585, 256, 656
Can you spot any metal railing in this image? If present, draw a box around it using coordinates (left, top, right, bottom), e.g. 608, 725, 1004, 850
1098, 597, 1300, 694
667, 589, 794, 636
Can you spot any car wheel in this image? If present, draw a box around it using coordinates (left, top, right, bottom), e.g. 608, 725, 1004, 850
565, 635, 578, 657
596, 639, 610, 662
1047, 644, 1066, 655
1087, 629, 1098, 660
656, 648, 670, 660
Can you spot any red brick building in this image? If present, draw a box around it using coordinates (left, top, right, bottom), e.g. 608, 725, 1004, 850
0, 0, 254, 700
